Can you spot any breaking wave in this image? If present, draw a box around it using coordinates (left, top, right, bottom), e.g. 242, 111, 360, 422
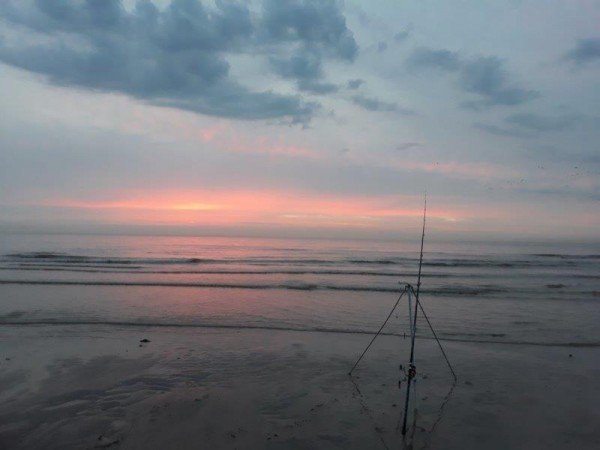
0, 279, 510, 296
4, 251, 597, 269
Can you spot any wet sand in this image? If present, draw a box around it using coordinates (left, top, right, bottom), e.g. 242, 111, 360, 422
1, 325, 599, 449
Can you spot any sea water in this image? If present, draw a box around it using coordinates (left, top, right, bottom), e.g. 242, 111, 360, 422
0, 233, 598, 346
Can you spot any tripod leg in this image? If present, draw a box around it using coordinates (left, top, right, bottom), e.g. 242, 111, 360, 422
348, 287, 407, 375
416, 297, 457, 381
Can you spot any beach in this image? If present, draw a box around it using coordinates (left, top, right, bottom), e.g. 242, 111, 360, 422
1, 324, 599, 449
0, 234, 599, 449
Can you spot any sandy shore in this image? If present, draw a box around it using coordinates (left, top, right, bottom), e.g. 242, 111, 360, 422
1, 325, 599, 450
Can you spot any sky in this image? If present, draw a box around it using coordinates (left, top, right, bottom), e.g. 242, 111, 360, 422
0, 0, 598, 241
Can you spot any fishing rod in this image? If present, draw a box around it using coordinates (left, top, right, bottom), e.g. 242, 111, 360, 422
401, 195, 427, 435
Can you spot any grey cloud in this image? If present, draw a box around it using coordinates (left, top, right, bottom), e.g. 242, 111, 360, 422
564, 38, 600, 65
406, 48, 461, 71
297, 80, 338, 95
351, 94, 414, 114
269, 48, 339, 94
2, 0, 252, 51
396, 142, 421, 151
407, 48, 538, 108
263, 0, 357, 94
473, 123, 534, 138
345, 2, 372, 28
346, 79, 365, 90
149, 0, 253, 52
270, 50, 322, 80
505, 113, 579, 131
525, 145, 600, 168
0, 0, 127, 34
513, 186, 600, 202
159, 82, 319, 122
459, 57, 538, 108
474, 112, 579, 138
393, 30, 410, 43
261, 0, 358, 61
0, 0, 359, 122
377, 41, 388, 52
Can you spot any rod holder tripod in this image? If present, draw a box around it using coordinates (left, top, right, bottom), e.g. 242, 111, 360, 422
348, 283, 457, 436
348, 283, 457, 435
348, 195, 457, 438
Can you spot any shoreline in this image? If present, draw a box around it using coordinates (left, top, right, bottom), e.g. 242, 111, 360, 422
1, 322, 598, 348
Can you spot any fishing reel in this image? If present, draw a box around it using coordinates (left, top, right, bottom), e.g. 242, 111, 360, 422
398, 363, 417, 389
408, 364, 416, 380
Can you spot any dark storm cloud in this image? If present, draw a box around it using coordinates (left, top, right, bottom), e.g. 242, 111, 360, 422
564, 38, 600, 65
351, 94, 414, 114
0, 0, 358, 122
505, 113, 579, 132
406, 48, 538, 108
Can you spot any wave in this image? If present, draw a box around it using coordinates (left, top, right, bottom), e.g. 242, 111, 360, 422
0, 266, 451, 278
0, 279, 509, 296
5, 253, 404, 266
5, 252, 223, 266
3, 265, 598, 281
11, 262, 144, 269
532, 253, 600, 260
4, 251, 592, 269
1, 319, 598, 348
425, 261, 516, 268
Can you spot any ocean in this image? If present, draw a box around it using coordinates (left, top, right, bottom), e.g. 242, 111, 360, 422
1, 233, 599, 347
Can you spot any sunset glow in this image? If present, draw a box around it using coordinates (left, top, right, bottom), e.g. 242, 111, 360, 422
0, 0, 598, 240
40, 191, 468, 228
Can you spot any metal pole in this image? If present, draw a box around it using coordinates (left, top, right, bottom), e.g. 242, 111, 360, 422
402, 195, 427, 435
